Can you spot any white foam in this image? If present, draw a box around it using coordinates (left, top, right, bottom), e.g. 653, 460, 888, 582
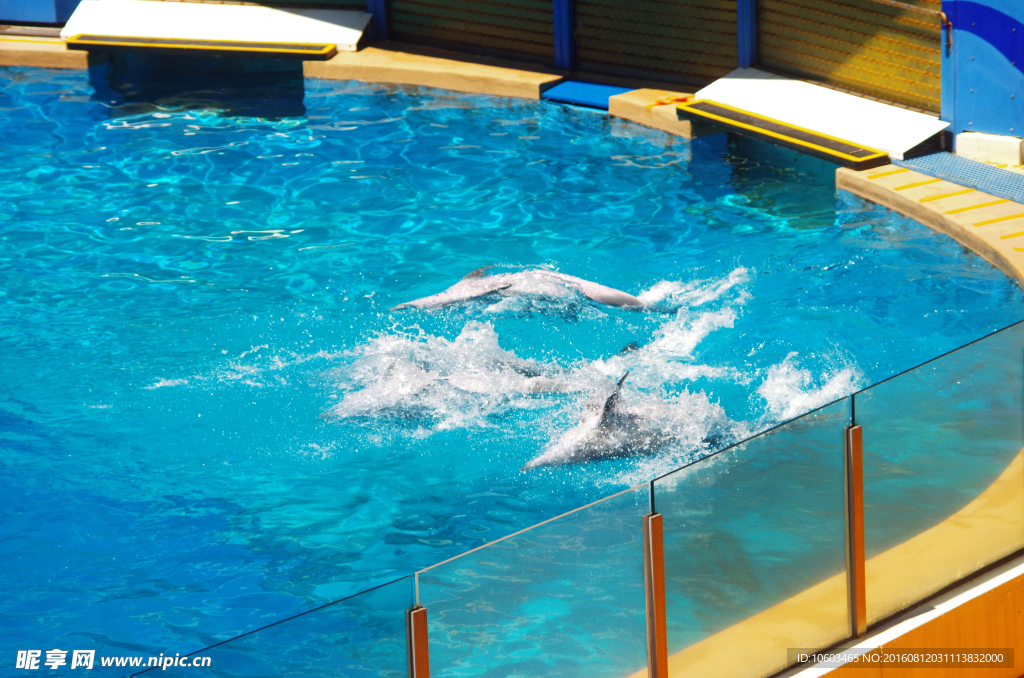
636, 267, 749, 307
757, 351, 865, 422
328, 322, 570, 430
144, 378, 189, 389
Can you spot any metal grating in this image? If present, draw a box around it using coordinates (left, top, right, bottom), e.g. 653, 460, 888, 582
757, 0, 942, 113
574, 0, 737, 85
893, 153, 1024, 205
389, 0, 554, 62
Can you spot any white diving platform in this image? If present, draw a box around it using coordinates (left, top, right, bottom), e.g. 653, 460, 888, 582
61, 0, 372, 59
693, 68, 949, 161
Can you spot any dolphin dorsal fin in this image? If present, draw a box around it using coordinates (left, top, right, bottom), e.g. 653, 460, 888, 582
462, 266, 493, 280
599, 371, 630, 428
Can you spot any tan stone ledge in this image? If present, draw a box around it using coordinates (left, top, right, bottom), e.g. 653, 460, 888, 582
304, 44, 565, 99
608, 88, 698, 138
837, 165, 1024, 290
0, 37, 565, 98
0, 36, 88, 69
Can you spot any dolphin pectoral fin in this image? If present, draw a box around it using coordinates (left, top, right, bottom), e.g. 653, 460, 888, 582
389, 278, 511, 311
462, 266, 493, 280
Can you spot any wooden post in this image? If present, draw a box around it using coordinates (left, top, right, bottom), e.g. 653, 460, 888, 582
845, 424, 867, 637
643, 513, 668, 678
406, 605, 430, 678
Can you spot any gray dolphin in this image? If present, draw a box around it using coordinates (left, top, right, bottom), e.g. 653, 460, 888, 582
521, 371, 672, 470
391, 267, 646, 311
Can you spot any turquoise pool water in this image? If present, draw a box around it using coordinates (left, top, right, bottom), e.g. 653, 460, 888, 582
3, 55, 1024, 666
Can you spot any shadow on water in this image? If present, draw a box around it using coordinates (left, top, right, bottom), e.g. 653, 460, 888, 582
87, 51, 306, 118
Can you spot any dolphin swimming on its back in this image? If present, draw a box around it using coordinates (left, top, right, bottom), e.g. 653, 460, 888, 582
391, 267, 646, 311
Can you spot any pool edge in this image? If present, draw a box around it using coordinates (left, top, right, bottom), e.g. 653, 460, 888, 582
0, 35, 88, 69
837, 166, 1024, 291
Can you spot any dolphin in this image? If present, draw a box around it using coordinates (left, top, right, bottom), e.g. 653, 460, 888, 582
521, 372, 673, 470
391, 267, 646, 311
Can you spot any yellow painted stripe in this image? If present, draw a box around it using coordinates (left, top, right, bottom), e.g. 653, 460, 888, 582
677, 100, 887, 164
66, 34, 334, 57
919, 188, 975, 203
947, 199, 1010, 215
894, 178, 942, 190
868, 168, 909, 179
0, 36, 63, 44
990, 217, 1024, 232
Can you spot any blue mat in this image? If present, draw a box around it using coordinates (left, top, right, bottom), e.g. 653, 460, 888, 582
541, 81, 632, 110
893, 152, 1024, 204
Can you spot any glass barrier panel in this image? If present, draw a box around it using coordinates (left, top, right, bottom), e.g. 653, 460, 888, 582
858, 323, 1024, 625
153, 576, 412, 678
417, 484, 650, 678
655, 398, 850, 678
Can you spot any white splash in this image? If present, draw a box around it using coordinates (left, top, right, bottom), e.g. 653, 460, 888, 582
327, 322, 570, 430
637, 267, 749, 307
322, 267, 863, 481
144, 378, 189, 389
757, 351, 865, 422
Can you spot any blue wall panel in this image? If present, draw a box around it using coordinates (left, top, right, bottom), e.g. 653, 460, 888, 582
737, 0, 755, 69
946, 1, 1024, 138
366, 0, 389, 40
553, 0, 574, 70
0, 0, 80, 23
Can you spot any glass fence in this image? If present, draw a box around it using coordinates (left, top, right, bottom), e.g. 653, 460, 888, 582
418, 485, 650, 678
656, 398, 849, 678
858, 321, 1024, 625
134, 320, 1024, 678
145, 577, 412, 678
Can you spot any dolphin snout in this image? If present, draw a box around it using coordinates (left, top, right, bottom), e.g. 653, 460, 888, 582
520, 456, 551, 471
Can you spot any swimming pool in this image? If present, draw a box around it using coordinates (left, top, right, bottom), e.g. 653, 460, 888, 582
3, 55, 1023, 661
